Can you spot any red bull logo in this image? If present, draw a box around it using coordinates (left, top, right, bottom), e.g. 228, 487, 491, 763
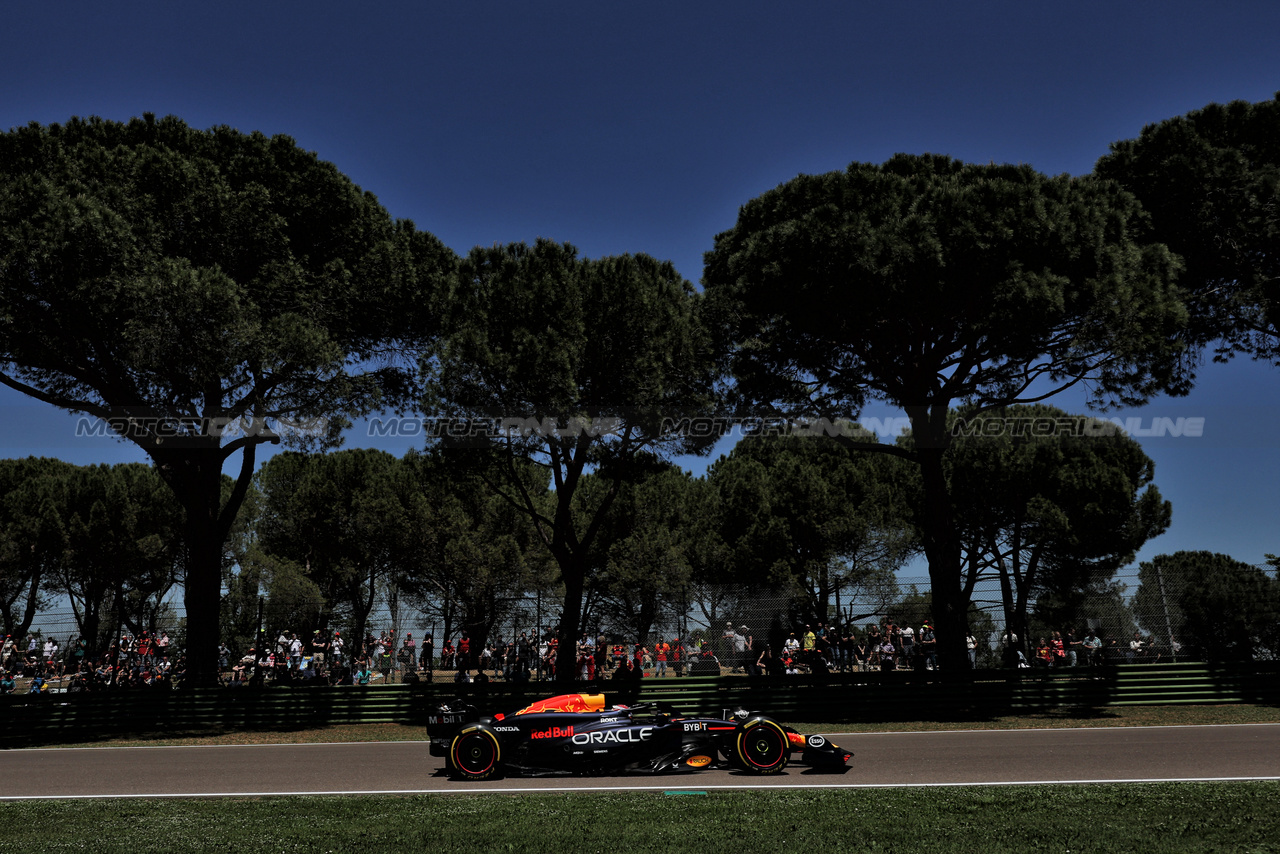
531, 725, 574, 739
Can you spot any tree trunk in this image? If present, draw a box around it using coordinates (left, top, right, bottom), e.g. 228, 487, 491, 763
153, 448, 227, 688
554, 554, 587, 684
908, 406, 972, 678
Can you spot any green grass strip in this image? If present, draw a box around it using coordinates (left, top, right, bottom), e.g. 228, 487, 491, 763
4, 784, 1279, 853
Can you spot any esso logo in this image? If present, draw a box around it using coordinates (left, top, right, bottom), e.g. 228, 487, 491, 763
807, 735, 826, 748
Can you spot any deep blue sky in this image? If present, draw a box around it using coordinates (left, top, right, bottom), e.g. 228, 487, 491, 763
3, 2, 1279, 570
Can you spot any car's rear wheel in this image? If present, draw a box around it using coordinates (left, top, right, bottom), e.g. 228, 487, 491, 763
733, 715, 789, 774
449, 724, 502, 780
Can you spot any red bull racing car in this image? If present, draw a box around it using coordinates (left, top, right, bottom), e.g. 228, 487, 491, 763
427, 692, 852, 779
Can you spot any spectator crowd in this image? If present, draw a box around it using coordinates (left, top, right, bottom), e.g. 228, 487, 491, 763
1, 630, 182, 694
1, 618, 1183, 696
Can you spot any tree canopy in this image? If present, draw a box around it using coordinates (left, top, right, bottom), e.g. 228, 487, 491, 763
704, 154, 1189, 671
942, 404, 1170, 652
1095, 94, 1280, 363
706, 432, 916, 624
1134, 551, 1280, 661
427, 238, 720, 681
0, 114, 454, 681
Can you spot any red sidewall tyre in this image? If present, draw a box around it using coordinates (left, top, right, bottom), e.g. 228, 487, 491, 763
449, 724, 502, 780
734, 716, 789, 775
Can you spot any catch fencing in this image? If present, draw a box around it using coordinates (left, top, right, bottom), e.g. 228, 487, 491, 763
9, 560, 1276, 673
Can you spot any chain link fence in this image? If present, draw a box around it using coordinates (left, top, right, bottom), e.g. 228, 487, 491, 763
8, 558, 1276, 686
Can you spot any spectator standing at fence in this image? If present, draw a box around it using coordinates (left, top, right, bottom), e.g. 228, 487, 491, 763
458, 633, 472, 671
544, 636, 558, 679
311, 630, 328, 670
728, 626, 746, 673
1081, 630, 1101, 666
1062, 628, 1079, 666
49, 637, 65, 680
422, 634, 434, 674
670, 638, 684, 677
781, 645, 799, 674
1050, 631, 1067, 667
378, 643, 393, 682
1, 635, 14, 671
71, 635, 87, 672
648, 638, 665, 677
900, 623, 915, 667
288, 633, 303, 669
814, 627, 834, 665
1128, 631, 1144, 663
329, 631, 343, 666
877, 636, 896, 672
403, 633, 416, 671
741, 627, 759, 675
755, 644, 774, 676
592, 631, 606, 674
783, 632, 800, 657
801, 625, 816, 656
921, 622, 938, 670
1035, 637, 1053, 667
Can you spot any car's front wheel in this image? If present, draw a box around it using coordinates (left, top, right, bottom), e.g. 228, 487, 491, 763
733, 715, 790, 774
448, 723, 502, 780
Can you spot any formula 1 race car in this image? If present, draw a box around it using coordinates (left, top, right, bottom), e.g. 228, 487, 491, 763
427, 692, 851, 779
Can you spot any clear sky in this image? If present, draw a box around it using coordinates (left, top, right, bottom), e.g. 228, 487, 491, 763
2, 2, 1279, 570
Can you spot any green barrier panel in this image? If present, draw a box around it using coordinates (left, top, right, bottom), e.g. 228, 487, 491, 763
2, 661, 1271, 748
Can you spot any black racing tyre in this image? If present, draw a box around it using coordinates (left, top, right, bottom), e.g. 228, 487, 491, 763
733, 715, 790, 775
449, 723, 502, 780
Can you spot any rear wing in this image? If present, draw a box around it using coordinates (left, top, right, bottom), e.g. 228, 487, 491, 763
425, 699, 479, 742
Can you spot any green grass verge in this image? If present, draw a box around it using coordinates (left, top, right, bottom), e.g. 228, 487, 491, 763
4, 785, 1279, 853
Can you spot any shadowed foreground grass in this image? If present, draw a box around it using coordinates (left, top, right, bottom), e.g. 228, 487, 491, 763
5, 784, 1279, 853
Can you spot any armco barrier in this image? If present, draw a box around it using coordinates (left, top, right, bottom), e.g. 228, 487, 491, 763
2, 661, 1275, 748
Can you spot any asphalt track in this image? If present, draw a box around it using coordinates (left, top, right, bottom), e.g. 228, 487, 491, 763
3, 724, 1279, 799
